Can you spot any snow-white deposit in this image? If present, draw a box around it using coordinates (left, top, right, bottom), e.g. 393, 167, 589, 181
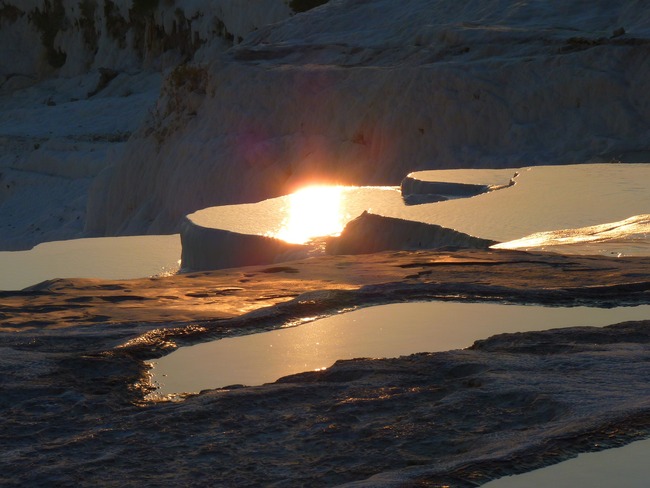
494, 214, 650, 256
0, 71, 160, 250
2, 1, 649, 247
0, 0, 297, 249
0, 0, 293, 81
85, 0, 650, 236
1, 3, 649, 487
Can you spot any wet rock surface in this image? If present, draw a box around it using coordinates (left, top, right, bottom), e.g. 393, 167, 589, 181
1, 249, 649, 486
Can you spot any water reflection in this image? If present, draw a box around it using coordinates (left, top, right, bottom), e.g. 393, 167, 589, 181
0, 235, 182, 291
148, 302, 650, 397
272, 185, 348, 244
483, 437, 650, 488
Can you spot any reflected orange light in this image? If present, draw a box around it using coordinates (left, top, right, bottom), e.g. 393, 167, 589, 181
273, 185, 346, 244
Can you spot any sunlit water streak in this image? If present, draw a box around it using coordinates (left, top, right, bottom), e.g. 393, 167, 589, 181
188, 163, 650, 260
271, 185, 347, 244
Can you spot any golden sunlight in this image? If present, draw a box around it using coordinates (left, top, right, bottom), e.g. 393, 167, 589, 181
273, 185, 347, 244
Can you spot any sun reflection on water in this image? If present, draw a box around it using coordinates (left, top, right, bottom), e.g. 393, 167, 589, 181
273, 185, 348, 244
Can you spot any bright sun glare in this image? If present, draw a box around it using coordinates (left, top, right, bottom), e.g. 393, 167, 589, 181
273, 185, 346, 244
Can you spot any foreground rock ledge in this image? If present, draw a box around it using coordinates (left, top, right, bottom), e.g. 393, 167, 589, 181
2, 249, 648, 332
1, 249, 649, 487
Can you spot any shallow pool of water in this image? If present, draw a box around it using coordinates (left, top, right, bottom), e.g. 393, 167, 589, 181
0, 235, 181, 290
482, 437, 650, 488
148, 301, 650, 397
182, 164, 650, 270
189, 164, 650, 246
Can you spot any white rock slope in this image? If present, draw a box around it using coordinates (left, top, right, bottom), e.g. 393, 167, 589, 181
0, 0, 293, 84
0, 0, 297, 249
86, 0, 650, 236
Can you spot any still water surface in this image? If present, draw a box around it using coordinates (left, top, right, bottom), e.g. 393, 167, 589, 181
189, 163, 650, 256
2, 164, 647, 290
0, 235, 181, 290
149, 301, 650, 397
482, 437, 650, 488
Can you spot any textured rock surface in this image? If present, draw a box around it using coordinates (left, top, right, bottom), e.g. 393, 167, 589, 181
0, 249, 649, 486
3, 249, 648, 331
0, 0, 293, 81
